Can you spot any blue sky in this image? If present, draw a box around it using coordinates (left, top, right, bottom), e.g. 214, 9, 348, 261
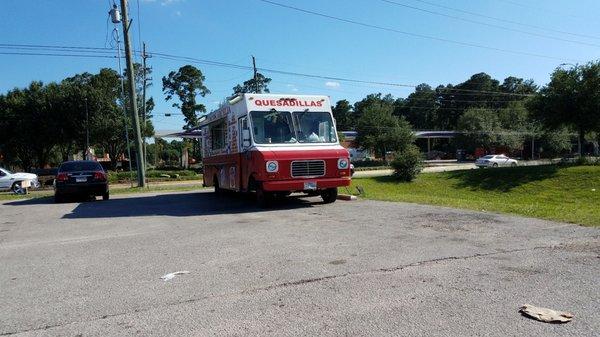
2, 0, 599, 132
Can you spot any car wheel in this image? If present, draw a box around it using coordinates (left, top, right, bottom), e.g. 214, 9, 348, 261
102, 191, 110, 201
54, 193, 63, 203
492, 163, 499, 167
511, 162, 517, 167
11, 182, 26, 195
321, 188, 338, 204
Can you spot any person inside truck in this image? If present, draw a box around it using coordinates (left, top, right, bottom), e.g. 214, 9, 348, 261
254, 111, 294, 143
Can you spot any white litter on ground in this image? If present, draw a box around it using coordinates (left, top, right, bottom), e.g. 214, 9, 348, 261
519, 304, 573, 323
160, 271, 190, 281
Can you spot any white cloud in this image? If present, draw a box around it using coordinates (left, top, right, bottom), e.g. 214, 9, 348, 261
162, 0, 183, 6
174, 10, 182, 16
286, 84, 299, 92
325, 81, 340, 88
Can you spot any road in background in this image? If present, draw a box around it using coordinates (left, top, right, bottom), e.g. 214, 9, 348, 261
354, 159, 557, 178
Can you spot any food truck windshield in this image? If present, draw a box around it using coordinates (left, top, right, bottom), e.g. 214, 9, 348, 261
250, 110, 338, 144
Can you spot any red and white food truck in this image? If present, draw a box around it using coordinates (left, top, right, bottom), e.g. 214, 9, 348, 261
200, 93, 351, 204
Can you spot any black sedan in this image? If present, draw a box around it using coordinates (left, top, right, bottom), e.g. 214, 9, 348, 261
54, 161, 109, 202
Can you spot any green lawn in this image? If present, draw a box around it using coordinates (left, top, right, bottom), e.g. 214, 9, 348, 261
350, 165, 600, 227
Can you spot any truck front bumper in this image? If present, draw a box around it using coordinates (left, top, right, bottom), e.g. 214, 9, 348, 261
262, 177, 351, 192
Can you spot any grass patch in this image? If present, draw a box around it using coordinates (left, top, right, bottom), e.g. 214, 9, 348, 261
351, 165, 600, 227
111, 183, 204, 195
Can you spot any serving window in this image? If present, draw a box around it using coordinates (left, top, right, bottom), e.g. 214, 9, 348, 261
210, 119, 227, 151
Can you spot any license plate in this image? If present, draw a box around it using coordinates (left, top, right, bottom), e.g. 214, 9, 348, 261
76, 177, 87, 183
304, 181, 317, 190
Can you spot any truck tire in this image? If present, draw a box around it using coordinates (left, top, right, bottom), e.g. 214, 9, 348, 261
214, 176, 222, 196
102, 191, 110, 201
321, 188, 338, 204
54, 193, 63, 203
255, 184, 272, 208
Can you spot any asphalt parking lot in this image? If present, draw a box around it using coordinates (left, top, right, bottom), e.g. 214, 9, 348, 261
1, 191, 599, 336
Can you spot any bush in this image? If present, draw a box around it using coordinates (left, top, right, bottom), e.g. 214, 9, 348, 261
575, 156, 600, 166
391, 145, 424, 182
107, 169, 201, 183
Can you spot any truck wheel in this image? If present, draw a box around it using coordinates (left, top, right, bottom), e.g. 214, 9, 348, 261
54, 193, 63, 203
255, 185, 272, 208
214, 177, 222, 196
102, 191, 110, 201
321, 188, 338, 204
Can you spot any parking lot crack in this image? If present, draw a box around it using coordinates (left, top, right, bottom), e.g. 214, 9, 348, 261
0, 242, 582, 336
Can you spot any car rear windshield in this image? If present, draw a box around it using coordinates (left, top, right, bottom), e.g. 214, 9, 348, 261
482, 155, 495, 159
60, 162, 102, 172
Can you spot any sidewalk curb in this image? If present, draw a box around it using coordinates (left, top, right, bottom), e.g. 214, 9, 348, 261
337, 194, 357, 201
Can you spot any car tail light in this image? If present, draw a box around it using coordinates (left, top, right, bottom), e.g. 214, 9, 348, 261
93, 171, 107, 181
56, 173, 68, 182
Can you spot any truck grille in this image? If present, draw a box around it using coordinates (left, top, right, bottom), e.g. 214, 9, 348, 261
291, 160, 325, 178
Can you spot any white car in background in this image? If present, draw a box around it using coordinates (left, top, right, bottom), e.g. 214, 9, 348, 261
0, 167, 40, 194
475, 155, 518, 168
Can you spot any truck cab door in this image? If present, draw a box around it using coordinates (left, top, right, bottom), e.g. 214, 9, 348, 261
238, 117, 251, 191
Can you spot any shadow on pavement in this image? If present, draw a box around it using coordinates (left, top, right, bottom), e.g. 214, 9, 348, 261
48, 191, 316, 218
446, 165, 559, 192
2, 196, 54, 205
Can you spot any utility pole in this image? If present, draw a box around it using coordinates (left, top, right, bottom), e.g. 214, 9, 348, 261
84, 97, 89, 160
119, 0, 146, 187
252, 55, 259, 93
141, 42, 149, 178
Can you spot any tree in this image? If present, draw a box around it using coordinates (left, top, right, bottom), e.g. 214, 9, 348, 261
396, 83, 438, 130
232, 72, 271, 95
162, 65, 210, 130
355, 100, 414, 159
456, 108, 503, 152
497, 101, 532, 151
500, 76, 538, 95
0, 82, 64, 170
530, 62, 600, 155
331, 99, 354, 130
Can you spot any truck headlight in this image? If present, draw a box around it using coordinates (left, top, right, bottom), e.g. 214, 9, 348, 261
266, 160, 279, 173
337, 158, 349, 169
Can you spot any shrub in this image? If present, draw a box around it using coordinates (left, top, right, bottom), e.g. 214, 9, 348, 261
576, 156, 600, 166
391, 145, 424, 182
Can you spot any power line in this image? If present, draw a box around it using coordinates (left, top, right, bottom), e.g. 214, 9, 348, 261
495, 0, 594, 22
153, 52, 535, 97
408, 0, 600, 41
0, 51, 118, 59
257, 0, 579, 62
0, 43, 536, 97
379, 0, 600, 48
0, 43, 115, 51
